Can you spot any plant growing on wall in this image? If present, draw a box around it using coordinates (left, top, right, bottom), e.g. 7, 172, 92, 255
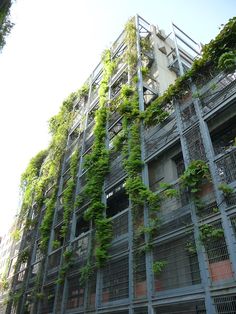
57, 249, 73, 284
218, 183, 235, 198
60, 148, 79, 239
199, 224, 224, 244
180, 160, 210, 194
81, 49, 115, 267
153, 260, 167, 275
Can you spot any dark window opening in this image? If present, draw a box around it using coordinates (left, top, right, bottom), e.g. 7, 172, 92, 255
106, 185, 129, 218
75, 215, 90, 238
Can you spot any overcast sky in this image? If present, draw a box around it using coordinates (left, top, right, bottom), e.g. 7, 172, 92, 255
0, 0, 235, 236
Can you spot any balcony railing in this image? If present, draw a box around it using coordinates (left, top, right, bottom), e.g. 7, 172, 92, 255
144, 117, 178, 159
71, 233, 90, 265
201, 71, 236, 115
105, 152, 125, 187
215, 148, 236, 184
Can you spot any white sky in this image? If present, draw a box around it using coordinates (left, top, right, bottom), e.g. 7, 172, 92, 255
0, 0, 235, 236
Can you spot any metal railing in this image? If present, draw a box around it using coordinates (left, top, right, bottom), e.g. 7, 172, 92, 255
144, 117, 178, 159
201, 72, 236, 115
215, 148, 236, 183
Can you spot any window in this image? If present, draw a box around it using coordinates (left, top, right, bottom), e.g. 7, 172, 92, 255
106, 184, 129, 218
75, 215, 90, 238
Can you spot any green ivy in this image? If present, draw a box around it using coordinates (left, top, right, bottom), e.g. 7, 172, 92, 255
180, 160, 210, 194
57, 249, 73, 284
153, 260, 168, 274
60, 149, 79, 238
199, 224, 224, 243
82, 49, 115, 267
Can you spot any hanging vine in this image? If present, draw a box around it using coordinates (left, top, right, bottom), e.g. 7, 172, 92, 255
81, 49, 116, 267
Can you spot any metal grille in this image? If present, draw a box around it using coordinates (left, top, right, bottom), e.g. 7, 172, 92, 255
184, 125, 206, 161
157, 212, 191, 236
155, 300, 206, 314
111, 71, 128, 98
159, 182, 189, 213
214, 295, 236, 314
102, 256, 129, 303
230, 216, 236, 235
66, 276, 84, 309
108, 110, 122, 128
111, 211, 128, 240
134, 307, 148, 314
41, 285, 55, 314
153, 236, 201, 291
108, 241, 128, 256
180, 103, 197, 129
105, 153, 125, 187
133, 252, 147, 299
72, 233, 89, 264
197, 201, 218, 218
211, 120, 236, 155
84, 135, 94, 153
55, 207, 64, 225
204, 223, 233, 282
47, 249, 61, 271
201, 72, 236, 115
144, 119, 178, 159
225, 192, 236, 207
216, 149, 236, 183
86, 272, 96, 309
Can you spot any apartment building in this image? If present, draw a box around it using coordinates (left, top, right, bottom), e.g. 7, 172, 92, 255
4, 15, 236, 314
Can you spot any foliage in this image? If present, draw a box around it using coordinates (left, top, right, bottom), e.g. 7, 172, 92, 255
82, 49, 115, 267
185, 241, 197, 254
180, 160, 210, 194
0, 0, 14, 52
11, 229, 21, 241
57, 249, 73, 284
159, 182, 179, 199
52, 240, 61, 250
17, 248, 29, 264
0, 275, 9, 292
124, 18, 137, 70
79, 263, 94, 286
218, 51, 236, 72
40, 195, 56, 251
76, 84, 89, 100
60, 149, 79, 238
199, 224, 224, 243
218, 183, 234, 197
153, 260, 167, 274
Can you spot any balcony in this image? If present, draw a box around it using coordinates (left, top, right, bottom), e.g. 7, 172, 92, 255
144, 116, 178, 160
105, 152, 125, 188
200, 71, 236, 116
215, 147, 236, 184
71, 233, 90, 267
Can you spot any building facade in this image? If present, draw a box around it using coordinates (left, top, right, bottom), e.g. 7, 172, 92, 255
4, 15, 236, 314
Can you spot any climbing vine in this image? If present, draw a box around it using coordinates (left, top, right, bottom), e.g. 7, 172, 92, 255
116, 19, 161, 247
60, 148, 79, 239
81, 49, 116, 267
